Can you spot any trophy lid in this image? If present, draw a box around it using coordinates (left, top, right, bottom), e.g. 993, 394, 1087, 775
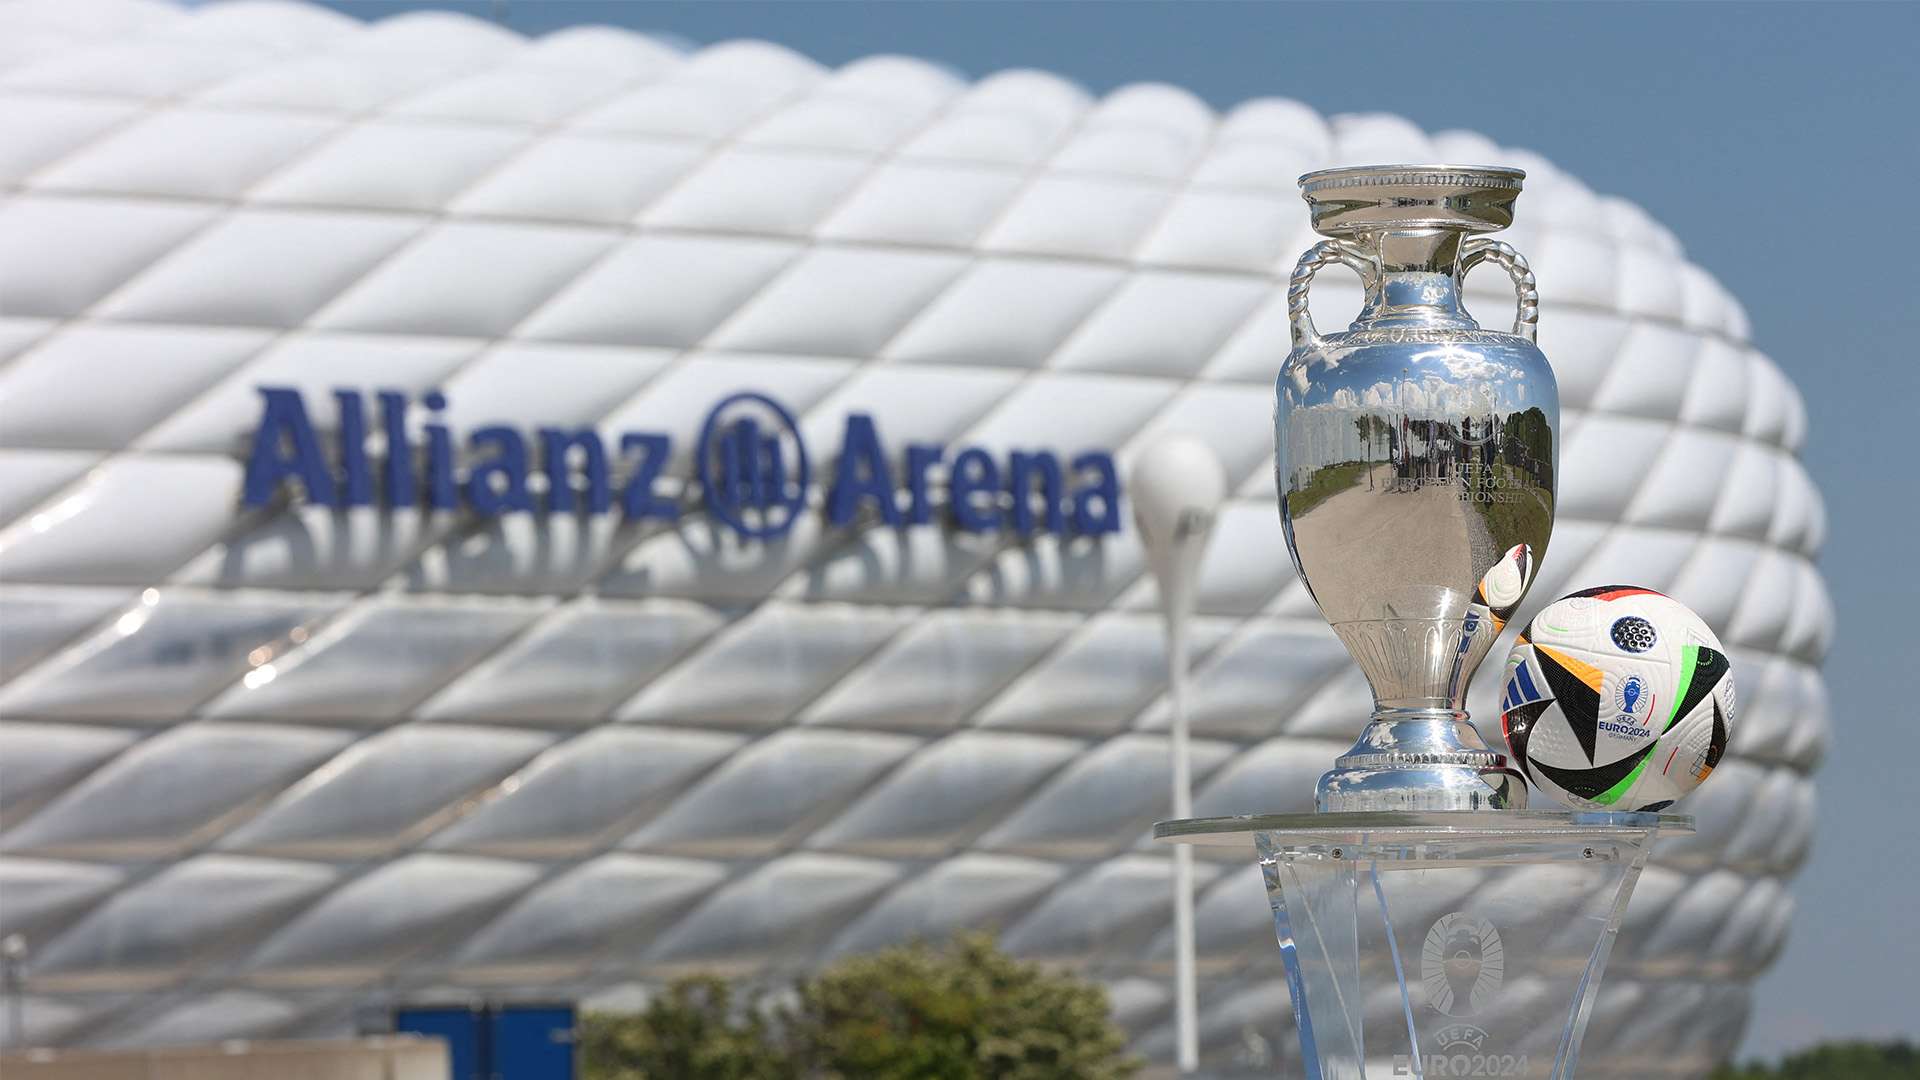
1299, 164, 1525, 237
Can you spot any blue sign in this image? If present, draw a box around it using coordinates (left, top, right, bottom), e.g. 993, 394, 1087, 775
242, 387, 1123, 540
394, 1003, 574, 1080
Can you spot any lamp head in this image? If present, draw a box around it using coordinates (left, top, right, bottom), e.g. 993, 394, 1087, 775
1131, 437, 1227, 616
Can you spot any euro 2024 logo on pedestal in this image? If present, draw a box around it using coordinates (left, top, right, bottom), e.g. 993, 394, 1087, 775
1422, 911, 1504, 1018
1398, 912, 1530, 1078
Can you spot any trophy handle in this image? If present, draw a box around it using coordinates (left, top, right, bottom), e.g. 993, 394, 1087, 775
1460, 238, 1539, 343
1287, 239, 1377, 351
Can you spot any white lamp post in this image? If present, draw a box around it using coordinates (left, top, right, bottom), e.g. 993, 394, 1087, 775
3, 934, 26, 1050
1130, 437, 1226, 1075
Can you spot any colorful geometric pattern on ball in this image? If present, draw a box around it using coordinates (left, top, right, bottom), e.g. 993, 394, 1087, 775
1499, 586, 1737, 811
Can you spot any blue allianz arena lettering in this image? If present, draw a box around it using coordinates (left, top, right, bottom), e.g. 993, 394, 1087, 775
241, 387, 1123, 540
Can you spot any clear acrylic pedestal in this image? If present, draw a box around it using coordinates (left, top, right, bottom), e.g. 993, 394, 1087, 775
1155, 811, 1692, 1079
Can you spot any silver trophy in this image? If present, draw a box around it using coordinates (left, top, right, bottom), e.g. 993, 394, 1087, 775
1155, 167, 1688, 1079
1275, 165, 1559, 812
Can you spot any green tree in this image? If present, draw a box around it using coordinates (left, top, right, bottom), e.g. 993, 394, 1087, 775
789, 934, 1136, 1080
1709, 1040, 1920, 1080
580, 935, 1138, 1080
579, 976, 793, 1080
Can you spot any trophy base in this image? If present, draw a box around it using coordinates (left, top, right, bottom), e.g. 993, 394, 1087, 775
1155, 811, 1694, 1078
1317, 712, 1529, 812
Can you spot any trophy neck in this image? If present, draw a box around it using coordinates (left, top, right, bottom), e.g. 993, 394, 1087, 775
1296, 164, 1525, 336
1350, 228, 1480, 331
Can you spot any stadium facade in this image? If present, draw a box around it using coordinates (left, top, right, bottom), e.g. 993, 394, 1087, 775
0, 1, 1830, 1074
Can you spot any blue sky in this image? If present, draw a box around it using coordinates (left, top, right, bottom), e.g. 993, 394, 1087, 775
321, 0, 1920, 1060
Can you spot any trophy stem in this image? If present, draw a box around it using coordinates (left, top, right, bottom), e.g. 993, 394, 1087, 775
1317, 712, 1528, 812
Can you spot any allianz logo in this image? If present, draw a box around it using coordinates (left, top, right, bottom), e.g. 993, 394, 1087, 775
242, 387, 1124, 541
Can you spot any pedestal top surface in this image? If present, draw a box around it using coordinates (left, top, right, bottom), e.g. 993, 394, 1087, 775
1153, 809, 1695, 847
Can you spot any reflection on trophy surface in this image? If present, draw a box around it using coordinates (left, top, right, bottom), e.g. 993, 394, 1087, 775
1275, 165, 1561, 811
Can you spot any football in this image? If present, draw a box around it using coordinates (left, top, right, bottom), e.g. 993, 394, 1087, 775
1477, 542, 1536, 631
1499, 586, 1736, 811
